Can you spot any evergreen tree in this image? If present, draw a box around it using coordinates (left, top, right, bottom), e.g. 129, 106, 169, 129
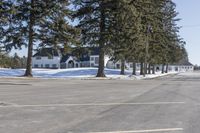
11, 53, 21, 69
0, 53, 27, 68
73, 0, 115, 77
0, 0, 14, 51
109, 0, 143, 75
156, 0, 183, 73
139, 0, 186, 74
1, 0, 79, 77
1, 0, 188, 75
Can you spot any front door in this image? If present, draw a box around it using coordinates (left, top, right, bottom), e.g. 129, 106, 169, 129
68, 60, 74, 68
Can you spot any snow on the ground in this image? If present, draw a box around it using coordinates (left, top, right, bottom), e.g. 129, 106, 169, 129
0, 68, 178, 80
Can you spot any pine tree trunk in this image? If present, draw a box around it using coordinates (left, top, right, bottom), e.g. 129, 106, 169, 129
145, 63, 148, 74
152, 65, 155, 74
132, 62, 136, 75
140, 62, 144, 75
148, 64, 151, 74
165, 64, 169, 73
144, 63, 147, 75
120, 59, 125, 75
24, 0, 34, 77
96, 2, 106, 77
96, 47, 105, 77
162, 64, 165, 74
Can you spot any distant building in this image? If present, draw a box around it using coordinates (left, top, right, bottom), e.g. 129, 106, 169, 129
32, 47, 194, 72
168, 61, 194, 72
156, 61, 194, 72
32, 48, 61, 69
106, 60, 141, 70
32, 47, 110, 69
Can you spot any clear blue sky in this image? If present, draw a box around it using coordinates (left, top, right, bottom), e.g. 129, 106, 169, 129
12, 0, 200, 65
173, 0, 200, 65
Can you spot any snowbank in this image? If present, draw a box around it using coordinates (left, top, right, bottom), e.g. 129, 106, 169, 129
0, 68, 178, 80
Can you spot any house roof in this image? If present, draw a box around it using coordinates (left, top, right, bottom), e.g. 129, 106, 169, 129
173, 60, 193, 66
79, 54, 90, 62
33, 47, 100, 62
60, 54, 71, 63
60, 54, 79, 63
33, 48, 59, 57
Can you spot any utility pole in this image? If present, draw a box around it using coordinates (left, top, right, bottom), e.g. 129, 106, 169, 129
144, 24, 152, 77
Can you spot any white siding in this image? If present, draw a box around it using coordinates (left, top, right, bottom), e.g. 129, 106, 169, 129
65, 56, 80, 68
107, 61, 141, 70
32, 56, 61, 68
90, 55, 99, 67
90, 55, 110, 67
157, 65, 194, 72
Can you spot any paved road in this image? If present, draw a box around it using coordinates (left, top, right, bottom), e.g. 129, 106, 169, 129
0, 72, 200, 133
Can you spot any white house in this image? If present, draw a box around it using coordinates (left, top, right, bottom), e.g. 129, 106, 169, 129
107, 60, 194, 72
32, 47, 110, 69
89, 48, 110, 67
32, 48, 61, 69
168, 62, 194, 72
32, 47, 194, 71
60, 54, 80, 68
156, 61, 194, 72
106, 60, 141, 70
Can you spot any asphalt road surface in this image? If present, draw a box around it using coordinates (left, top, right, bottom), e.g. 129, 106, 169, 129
0, 72, 200, 133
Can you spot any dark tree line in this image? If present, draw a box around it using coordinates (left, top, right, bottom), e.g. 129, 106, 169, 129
0, 53, 27, 68
0, 0, 188, 77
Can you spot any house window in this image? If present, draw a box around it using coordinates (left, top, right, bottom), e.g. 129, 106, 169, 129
116, 64, 120, 69
48, 56, 53, 59
91, 63, 94, 67
34, 64, 39, 68
41, 64, 43, 68
45, 64, 50, 68
60, 63, 67, 69
52, 64, 57, 68
94, 57, 99, 64
91, 57, 94, 61
36, 56, 41, 60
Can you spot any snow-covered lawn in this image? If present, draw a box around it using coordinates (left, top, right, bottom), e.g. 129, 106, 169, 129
0, 68, 178, 80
